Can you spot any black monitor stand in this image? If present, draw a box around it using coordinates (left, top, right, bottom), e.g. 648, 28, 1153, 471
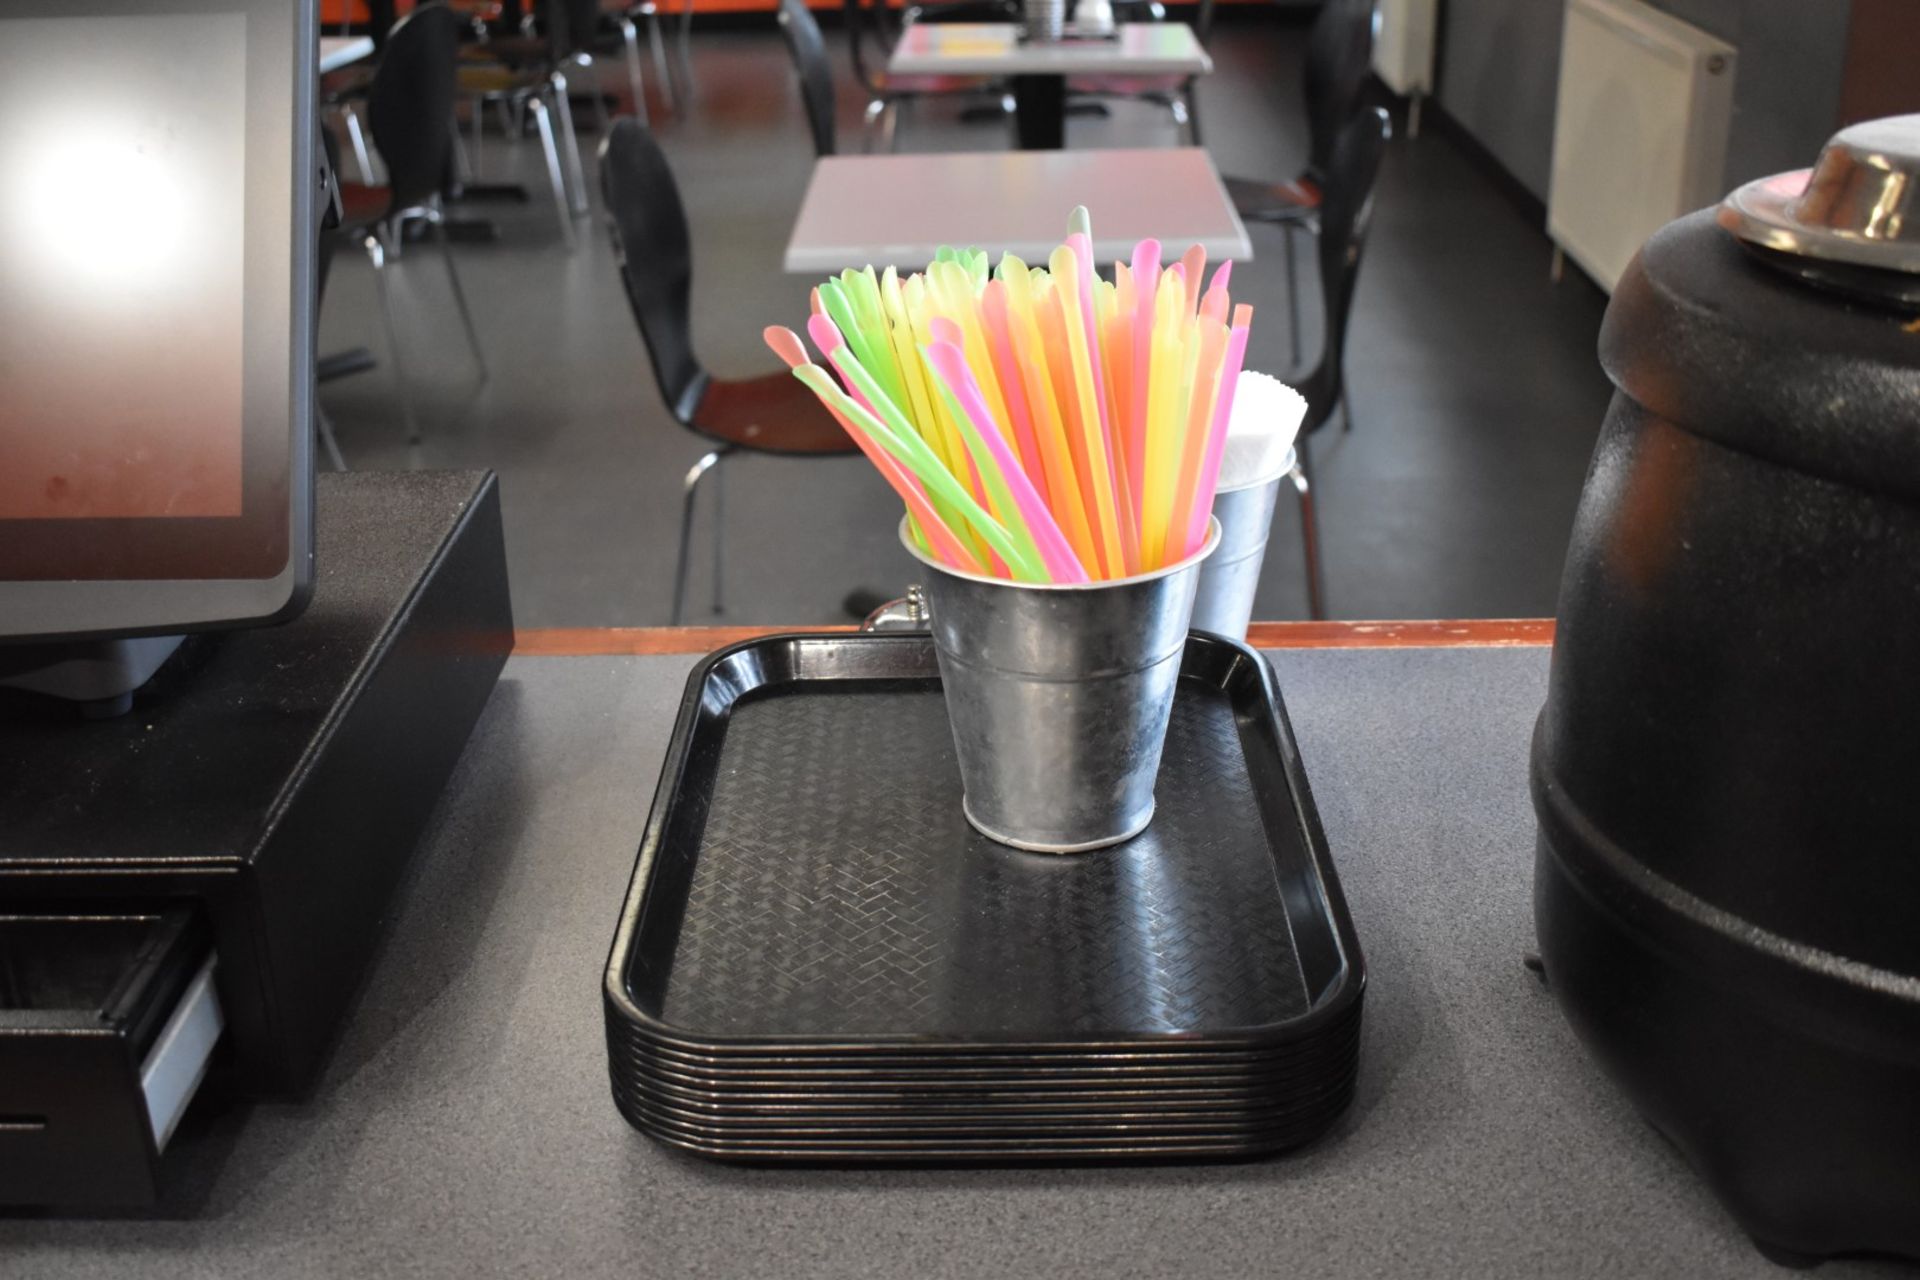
0, 637, 186, 719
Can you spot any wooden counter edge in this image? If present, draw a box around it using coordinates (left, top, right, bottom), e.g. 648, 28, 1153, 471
512, 618, 1555, 657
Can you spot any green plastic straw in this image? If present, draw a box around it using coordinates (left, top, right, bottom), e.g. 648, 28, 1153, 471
792, 364, 1043, 580
817, 278, 901, 411
817, 340, 1045, 581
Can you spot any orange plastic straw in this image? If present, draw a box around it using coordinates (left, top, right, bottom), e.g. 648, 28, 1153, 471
1003, 266, 1099, 572
1050, 245, 1127, 578
1179, 244, 1207, 313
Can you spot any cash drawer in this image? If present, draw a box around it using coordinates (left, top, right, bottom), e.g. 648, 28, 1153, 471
0, 908, 223, 1207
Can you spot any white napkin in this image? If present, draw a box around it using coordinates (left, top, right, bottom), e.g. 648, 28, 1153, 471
1218, 371, 1307, 492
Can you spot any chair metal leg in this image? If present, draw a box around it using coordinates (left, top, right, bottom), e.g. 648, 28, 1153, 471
672, 449, 725, 625
341, 106, 376, 184
526, 96, 578, 251
315, 403, 348, 472
364, 232, 424, 446
1289, 447, 1325, 620
616, 18, 651, 126
449, 118, 474, 185
1183, 78, 1201, 146
580, 54, 612, 135
646, 8, 675, 113
710, 454, 725, 615
549, 71, 590, 217
881, 99, 900, 153
863, 97, 886, 152
429, 212, 488, 383
1282, 221, 1302, 371
470, 96, 487, 178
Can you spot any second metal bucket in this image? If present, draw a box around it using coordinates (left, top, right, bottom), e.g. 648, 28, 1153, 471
904, 517, 1220, 854
1189, 448, 1294, 640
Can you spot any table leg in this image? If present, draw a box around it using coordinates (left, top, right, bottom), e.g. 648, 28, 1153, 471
1012, 74, 1065, 150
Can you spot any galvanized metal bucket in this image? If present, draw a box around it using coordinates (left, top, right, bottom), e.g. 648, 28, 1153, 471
1188, 449, 1294, 641
903, 517, 1221, 854
1022, 0, 1065, 43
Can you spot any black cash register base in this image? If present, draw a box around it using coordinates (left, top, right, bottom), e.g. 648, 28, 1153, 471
0, 470, 512, 1208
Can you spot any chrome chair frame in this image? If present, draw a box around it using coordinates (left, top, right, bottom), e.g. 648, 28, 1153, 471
361, 197, 490, 445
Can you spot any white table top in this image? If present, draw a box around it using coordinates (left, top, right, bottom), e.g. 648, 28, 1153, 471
319, 35, 376, 73
783, 147, 1251, 274
888, 22, 1211, 77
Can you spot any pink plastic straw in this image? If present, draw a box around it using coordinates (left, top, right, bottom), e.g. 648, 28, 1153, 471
807, 312, 889, 417
1066, 231, 1135, 575
764, 327, 985, 575
924, 340, 1089, 583
980, 281, 1047, 486
1180, 315, 1253, 558
1127, 238, 1162, 524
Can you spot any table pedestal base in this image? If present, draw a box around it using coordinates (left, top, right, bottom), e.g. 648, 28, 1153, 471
1012, 74, 1065, 149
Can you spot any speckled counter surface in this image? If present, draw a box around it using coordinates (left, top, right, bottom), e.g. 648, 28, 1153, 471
3, 647, 1908, 1278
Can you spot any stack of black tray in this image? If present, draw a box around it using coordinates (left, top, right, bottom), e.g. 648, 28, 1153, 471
603, 632, 1365, 1162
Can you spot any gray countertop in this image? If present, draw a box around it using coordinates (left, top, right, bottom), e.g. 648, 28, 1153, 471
3, 648, 1908, 1277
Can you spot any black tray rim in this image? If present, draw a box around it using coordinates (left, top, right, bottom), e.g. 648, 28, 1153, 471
602, 631, 1368, 1055
608, 990, 1363, 1073
608, 1001, 1360, 1081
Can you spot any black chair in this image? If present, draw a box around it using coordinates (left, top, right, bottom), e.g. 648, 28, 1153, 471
776, 0, 840, 155
1282, 105, 1390, 620
599, 0, 678, 117
331, 1, 488, 444
599, 118, 858, 623
1224, 0, 1374, 367
548, 0, 672, 128
458, 0, 589, 247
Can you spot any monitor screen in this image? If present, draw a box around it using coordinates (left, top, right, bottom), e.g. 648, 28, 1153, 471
0, 13, 248, 527
0, 0, 312, 638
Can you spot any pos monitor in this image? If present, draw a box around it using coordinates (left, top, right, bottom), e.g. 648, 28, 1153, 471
0, 0, 317, 676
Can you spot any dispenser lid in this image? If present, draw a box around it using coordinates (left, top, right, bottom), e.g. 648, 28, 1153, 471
1719, 115, 1920, 293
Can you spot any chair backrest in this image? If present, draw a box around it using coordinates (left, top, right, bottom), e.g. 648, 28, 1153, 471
555, 0, 600, 57
368, 0, 399, 48
842, 0, 887, 97
1304, 105, 1390, 434
778, 0, 838, 157
1303, 0, 1375, 182
1193, 0, 1217, 46
367, 2, 462, 210
600, 117, 706, 422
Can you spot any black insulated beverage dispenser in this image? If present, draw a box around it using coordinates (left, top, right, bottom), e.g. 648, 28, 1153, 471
1531, 115, 1920, 1263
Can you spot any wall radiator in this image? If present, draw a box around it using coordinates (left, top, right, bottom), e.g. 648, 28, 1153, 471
1372, 0, 1438, 137
1548, 0, 1737, 292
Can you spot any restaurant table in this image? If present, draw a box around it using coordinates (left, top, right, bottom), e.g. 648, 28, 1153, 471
888, 22, 1211, 150
784, 148, 1250, 273
319, 34, 375, 74
5, 619, 1907, 1278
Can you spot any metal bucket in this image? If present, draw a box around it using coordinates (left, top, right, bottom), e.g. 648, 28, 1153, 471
903, 517, 1220, 854
1022, 0, 1065, 43
1188, 451, 1292, 640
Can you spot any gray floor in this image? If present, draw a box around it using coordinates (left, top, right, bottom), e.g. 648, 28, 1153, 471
317, 15, 1614, 627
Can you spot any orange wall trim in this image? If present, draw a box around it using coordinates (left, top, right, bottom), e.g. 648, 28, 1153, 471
512, 618, 1556, 656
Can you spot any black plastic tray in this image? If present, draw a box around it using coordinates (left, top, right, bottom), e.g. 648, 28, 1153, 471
603, 633, 1366, 1161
